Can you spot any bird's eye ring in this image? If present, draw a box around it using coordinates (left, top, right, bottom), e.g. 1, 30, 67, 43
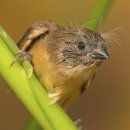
77, 41, 85, 50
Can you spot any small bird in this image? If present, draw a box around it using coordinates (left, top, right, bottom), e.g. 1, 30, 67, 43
17, 20, 109, 110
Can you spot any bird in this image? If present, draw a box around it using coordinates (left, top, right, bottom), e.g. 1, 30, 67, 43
17, 20, 109, 110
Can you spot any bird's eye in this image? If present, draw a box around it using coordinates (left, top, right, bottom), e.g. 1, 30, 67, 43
77, 41, 85, 50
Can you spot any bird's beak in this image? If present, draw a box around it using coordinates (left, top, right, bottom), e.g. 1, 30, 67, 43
88, 47, 109, 60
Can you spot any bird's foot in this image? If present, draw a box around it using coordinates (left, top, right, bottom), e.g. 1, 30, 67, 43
75, 118, 87, 130
10, 51, 31, 67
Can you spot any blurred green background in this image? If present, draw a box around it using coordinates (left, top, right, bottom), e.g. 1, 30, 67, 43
0, 0, 130, 130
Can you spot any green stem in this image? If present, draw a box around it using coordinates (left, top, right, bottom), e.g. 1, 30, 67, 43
0, 27, 78, 130
23, 117, 42, 130
84, 0, 113, 31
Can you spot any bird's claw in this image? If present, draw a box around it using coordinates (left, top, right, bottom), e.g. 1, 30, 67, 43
75, 118, 87, 130
10, 51, 31, 67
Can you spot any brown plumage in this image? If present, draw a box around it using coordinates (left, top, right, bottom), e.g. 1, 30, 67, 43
18, 20, 108, 109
